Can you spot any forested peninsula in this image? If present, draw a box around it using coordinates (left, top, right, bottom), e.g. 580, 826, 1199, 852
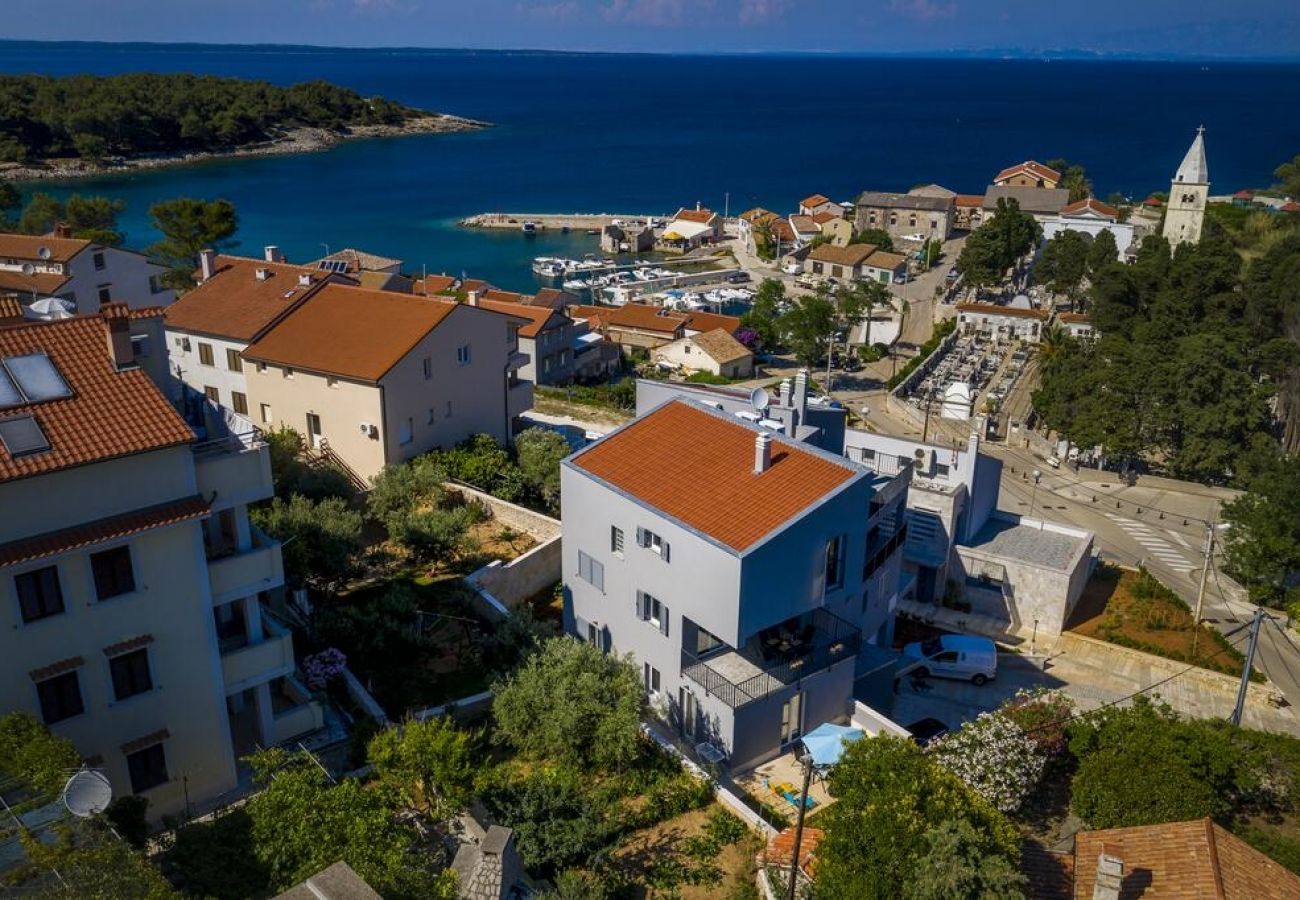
0, 73, 487, 180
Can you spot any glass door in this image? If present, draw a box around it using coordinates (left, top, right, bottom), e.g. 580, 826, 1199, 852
781, 692, 804, 745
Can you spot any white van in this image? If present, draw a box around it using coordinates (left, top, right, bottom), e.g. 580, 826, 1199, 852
902, 635, 997, 685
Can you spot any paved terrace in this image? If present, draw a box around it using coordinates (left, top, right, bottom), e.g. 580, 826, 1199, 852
964, 516, 1088, 571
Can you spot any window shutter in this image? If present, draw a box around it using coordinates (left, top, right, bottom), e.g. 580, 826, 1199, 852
635, 590, 646, 620
659, 605, 670, 637
592, 559, 605, 593
662, 542, 671, 563
636, 527, 647, 547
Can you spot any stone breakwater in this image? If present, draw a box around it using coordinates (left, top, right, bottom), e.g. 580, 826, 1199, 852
0, 115, 491, 182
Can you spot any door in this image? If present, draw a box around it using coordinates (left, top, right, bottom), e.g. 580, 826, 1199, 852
680, 689, 698, 742
305, 413, 323, 449
781, 692, 803, 745
917, 566, 937, 603
932, 650, 960, 677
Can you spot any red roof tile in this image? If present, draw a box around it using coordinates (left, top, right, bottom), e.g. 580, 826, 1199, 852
764, 826, 824, 877
0, 495, 209, 566
417, 275, 459, 296
0, 315, 195, 483
28, 656, 85, 682
569, 400, 860, 551
955, 193, 985, 207
673, 208, 718, 225
800, 194, 832, 209
165, 256, 341, 341
994, 160, 1062, 184
1061, 197, 1119, 219
476, 298, 564, 338
1058, 312, 1091, 323
0, 233, 91, 264
682, 310, 742, 335
957, 301, 1049, 320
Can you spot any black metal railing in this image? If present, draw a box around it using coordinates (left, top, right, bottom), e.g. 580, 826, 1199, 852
864, 523, 908, 579
680, 608, 862, 710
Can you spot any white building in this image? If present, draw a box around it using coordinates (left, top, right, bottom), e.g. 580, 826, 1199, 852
956, 302, 1049, 342
1058, 312, 1096, 340
0, 309, 318, 820
1162, 127, 1210, 249
0, 232, 175, 314
1041, 198, 1135, 259
652, 328, 754, 379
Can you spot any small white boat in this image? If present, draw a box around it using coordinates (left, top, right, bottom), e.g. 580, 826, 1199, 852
522, 221, 538, 235
562, 279, 590, 291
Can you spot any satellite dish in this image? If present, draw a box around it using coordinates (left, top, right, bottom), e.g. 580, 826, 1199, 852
749, 387, 770, 412
37, 246, 52, 260
21, 262, 35, 276
62, 768, 112, 818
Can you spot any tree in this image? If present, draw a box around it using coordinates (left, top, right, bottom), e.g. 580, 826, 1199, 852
930, 710, 1047, 813
367, 716, 475, 820
780, 290, 837, 367
492, 637, 645, 770
1035, 229, 1089, 304
481, 767, 610, 874
1222, 450, 1300, 606
16, 192, 126, 245
1087, 229, 1119, 273
17, 192, 64, 236
1275, 152, 1300, 198
956, 199, 1038, 291
0, 182, 21, 230
0, 712, 81, 794
147, 197, 239, 288
515, 427, 570, 514
21, 820, 180, 900
813, 736, 1019, 900
1067, 697, 1253, 829
742, 278, 786, 351
367, 455, 447, 530
853, 227, 894, 251
251, 494, 363, 587
265, 427, 353, 501
1045, 157, 1094, 203
906, 820, 1028, 900
389, 505, 480, 569
245, 749, 457, 899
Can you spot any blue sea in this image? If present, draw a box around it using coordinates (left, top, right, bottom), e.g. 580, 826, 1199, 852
3, 42, 1300, 291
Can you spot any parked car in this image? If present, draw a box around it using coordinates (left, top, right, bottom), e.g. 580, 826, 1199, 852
904, 717, 950, 746
1046, 455, 1061, 468
782, 262, 803, 275
902, 634, 998, 685
725, 271, 751, 284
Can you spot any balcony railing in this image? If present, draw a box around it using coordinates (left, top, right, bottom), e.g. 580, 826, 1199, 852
681, 608, 862, 710
864, 523, 908, 579
208, 526, 284, 603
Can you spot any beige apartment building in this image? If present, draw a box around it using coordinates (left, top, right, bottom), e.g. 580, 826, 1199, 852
0, 231, 176, 314
0, 308, 318, 820
242, 284, 531, 484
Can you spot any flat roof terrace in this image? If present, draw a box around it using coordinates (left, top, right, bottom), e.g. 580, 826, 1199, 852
962, 516, 1089, 572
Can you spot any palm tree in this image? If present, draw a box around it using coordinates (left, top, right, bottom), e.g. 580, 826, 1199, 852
1038, 322, 1070, 367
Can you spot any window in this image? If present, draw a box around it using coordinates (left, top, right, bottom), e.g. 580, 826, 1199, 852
636, 527, 670, 561
560, 349, 570, 366
696, 626, 723, 656
256, 361, 267, 374
197, 342, 214, 366
231, 391, 248, 416
97, 285, 111, 305
636, 590, 669, 636
643, 663, 661, 695
149, 274, 164, 294
423, 357, 432, 379
126, 742, 168, 793
203, 385, 219, 404
456, 344, 471, 366
91, 546, 135, 600
93, 252, 106, 271
611, 526, 624, 556
226, 348, 243, 372
446, 400, 453, 418
399, 417, 414, 445
427, 408, 435, 425
130, 334, 151, 358
109, 649, 153, 700
36, 671, 83, 724
284, 367, 294, 379
577, 550, 604, 592
933, 462, 950, 478
543, 357, 553, 374
824, 535, 845, 592
16, 566, 64, 623
260, 403, 272, 424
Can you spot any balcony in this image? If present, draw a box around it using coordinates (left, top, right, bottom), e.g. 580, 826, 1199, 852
681, 608, 861, 709
270, 676, 324, 744
208, 527, 284, 604
194, 425, 273, 508
221, 614, 294, 691
507, 376, 534, 419
864, 523, 908, 579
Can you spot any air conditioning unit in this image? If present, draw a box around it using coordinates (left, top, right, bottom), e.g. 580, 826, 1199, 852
359, 422, 378, 439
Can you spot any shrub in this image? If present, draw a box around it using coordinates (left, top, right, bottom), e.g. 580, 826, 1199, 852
637, 772, 713, 826
481, 767, 611, 874
0, 712, 81, 794
252, 494, 363, 587
1001, 688, 1075, 758
165, 809, 269, 900
302, 647, 348, 691
105, 796, 150, 848
930, 711, 1047, 813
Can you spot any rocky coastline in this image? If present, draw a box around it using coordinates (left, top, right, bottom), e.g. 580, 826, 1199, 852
0, 114, 490, 182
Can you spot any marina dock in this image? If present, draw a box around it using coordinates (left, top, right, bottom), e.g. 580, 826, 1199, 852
459, 212, 665, 231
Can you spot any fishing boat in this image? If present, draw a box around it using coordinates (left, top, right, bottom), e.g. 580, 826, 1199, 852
531, 257, 565, 276
562, 279, 590, 291
521, 221, 538, 235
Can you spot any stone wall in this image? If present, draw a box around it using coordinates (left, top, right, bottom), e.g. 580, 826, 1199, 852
467, 535, 563, 615
445, 480, 561, 541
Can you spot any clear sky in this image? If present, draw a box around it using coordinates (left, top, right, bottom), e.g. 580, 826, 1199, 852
3, 0, 1298, 59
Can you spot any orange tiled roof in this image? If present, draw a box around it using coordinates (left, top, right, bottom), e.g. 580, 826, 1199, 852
955, 193, 985, 207
0, 296, 22, 321
0, 270, 71, 297
957, 301, 1049, 320
458, 279, 494, 296
569, 400, 860, 551
800, 194, 832, 209
607, 303, 689, 335
811, 211, 839, 225
1074, 818, 1300, 900
1058, 312, 1091, 324
527, 287, 576, 309
0, 314, 195, 483
165, 256, 340, 341
764, 826, 824, 877
673, 208, 717, 225
684, 328, 751, 364
807, 243, 878, 266
682, 310, 741, 335
994, 160, 1062, 184
307, 247, 402, 273
864, 249, 907, 270
476, 298, 564, 338
417, 275, 459, 296
242, 283, 463, 382
789, 215, 819, 233
1061, 197, 1119, 219
740, 207, 779, 224
480, 288, 528, 305
0, 233, 91, 264
568, 304, 615, 330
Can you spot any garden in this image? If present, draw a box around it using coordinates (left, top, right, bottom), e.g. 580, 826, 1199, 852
1068, 564, 1258, 680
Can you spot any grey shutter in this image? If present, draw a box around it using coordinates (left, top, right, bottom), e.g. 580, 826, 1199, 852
635, 590, 647, 620
659, 604, 670, 637
636, 526, 647, 547
592, 559, 605, 592
662, 541, 671, 563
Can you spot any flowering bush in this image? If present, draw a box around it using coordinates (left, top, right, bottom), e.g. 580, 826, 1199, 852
930, 711, 1047, 812
1001, 687, 1075, 757
735, 326, 761, 351
303, 647, 348, 690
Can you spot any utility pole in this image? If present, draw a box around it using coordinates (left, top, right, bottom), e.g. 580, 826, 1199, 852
921, 385, 938, 443
1230, 606, 1266, 726
786, 752, 814, 900
1191, 522, 1216, 655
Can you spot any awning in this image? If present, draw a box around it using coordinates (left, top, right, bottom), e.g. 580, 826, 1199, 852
801, 722, 864, 768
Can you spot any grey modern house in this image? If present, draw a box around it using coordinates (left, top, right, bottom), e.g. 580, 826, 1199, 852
561, 396, 909, 770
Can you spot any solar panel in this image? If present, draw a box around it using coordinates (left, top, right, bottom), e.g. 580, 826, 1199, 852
3, 353, 72, 403
318, 259, 349, 274
0, 368, 22, 408
0, 414, 50, 457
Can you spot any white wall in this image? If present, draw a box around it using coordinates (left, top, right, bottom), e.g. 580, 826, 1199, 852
64, 247, 176, 314
166, 330, 251, 411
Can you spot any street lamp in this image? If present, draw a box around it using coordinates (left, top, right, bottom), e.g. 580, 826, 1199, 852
786, 748, 814, 900
1030, 469, 1042, 518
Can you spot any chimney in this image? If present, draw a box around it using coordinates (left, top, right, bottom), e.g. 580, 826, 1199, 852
53, 222, 73, 239
198, 248, 216, 282
298, 273, 312, 287
754, 432, 772, 474
263, 245, 283, 263
1092, 846, 1124, 900
779, 377, 792, 407
467, 290, 480, 307
793, 368, 809, 414
255, 267, 270, 282
695, 201, 702, 211
101, 305, 133, 370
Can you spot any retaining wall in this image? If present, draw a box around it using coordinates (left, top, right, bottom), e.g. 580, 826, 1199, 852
445, 480, 562, 541
468, 536, 563, 612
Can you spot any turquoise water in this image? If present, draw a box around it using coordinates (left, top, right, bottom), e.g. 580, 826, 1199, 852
4, 42, 1300, 291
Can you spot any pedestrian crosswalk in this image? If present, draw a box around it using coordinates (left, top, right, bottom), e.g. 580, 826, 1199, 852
1103, 512, 1198, 574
